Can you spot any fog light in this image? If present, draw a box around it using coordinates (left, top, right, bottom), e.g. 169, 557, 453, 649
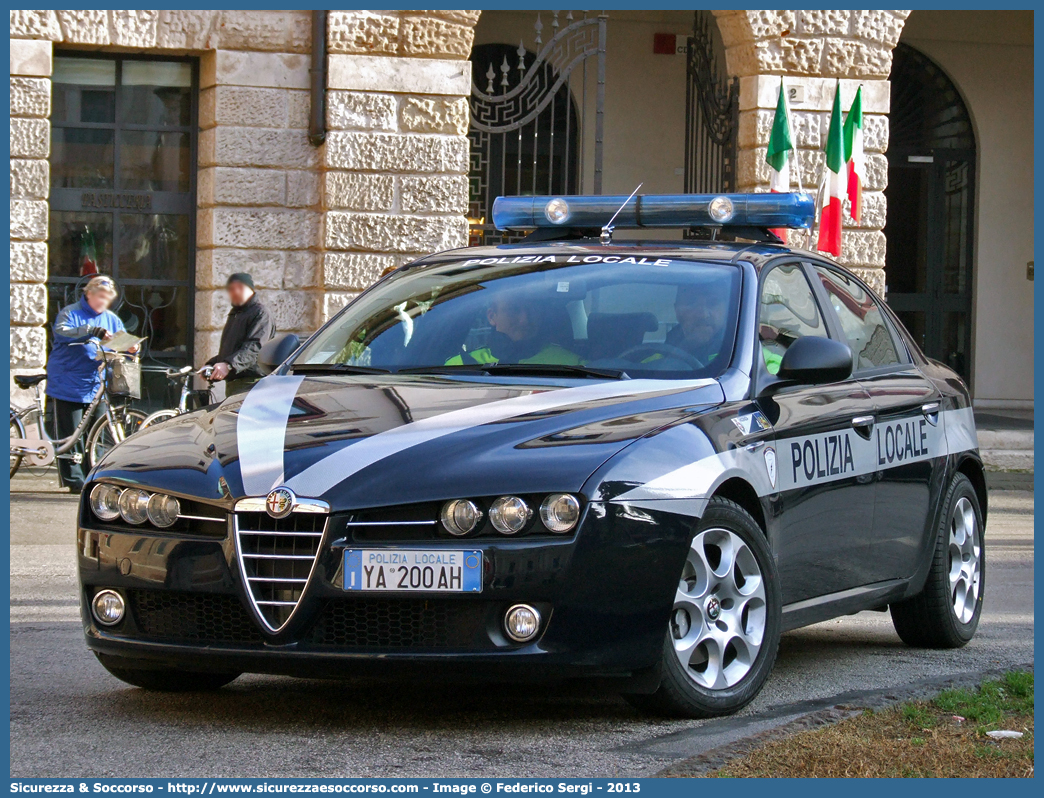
504, 604, 541, 642
147, 493, 180, 528
92, 590, 125, 626
441, 499, 482, 536
489, 496, 531, 535
539, 493, 581, 533
544, 198, 570, 224
118, 488, 150, 525
89, 483, 122, 522
708, 195, 735, 223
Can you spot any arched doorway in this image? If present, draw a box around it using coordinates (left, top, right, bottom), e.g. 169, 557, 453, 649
884, 43, 976, 382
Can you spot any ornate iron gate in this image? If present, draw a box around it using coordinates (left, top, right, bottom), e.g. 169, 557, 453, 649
468, 11, 607, 246
684, 11, 738, 196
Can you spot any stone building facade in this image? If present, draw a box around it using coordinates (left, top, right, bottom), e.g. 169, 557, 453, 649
9, 9, 1033, 407
9, 9, 478, 400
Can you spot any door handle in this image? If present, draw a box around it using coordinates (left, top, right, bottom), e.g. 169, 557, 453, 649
922, 402, 940, 425
851, 415, 875, 439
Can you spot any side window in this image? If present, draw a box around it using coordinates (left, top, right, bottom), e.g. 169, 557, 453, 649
815, 266, 900, 371
759, 263, 828, 374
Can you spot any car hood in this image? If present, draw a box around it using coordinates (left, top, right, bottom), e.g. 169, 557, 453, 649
92, 374, 724, 509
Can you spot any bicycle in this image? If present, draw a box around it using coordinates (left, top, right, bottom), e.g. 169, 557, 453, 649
10, 347, 147, 479
139, 365, 216, 430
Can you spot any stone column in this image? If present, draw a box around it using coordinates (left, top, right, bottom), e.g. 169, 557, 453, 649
713, 10, 910, 296
10, 12, 57, 403
194, 12, 321, 363
320, 11, 478, 320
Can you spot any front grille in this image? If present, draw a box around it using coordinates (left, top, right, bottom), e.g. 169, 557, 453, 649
305, 598, 491, 649
130, 590, 264, 645
347, 502, 441, 542
235, 508, 327, 632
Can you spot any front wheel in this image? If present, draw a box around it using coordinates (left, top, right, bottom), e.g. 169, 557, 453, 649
626, 497, 782, 718
890, 472, 985, 648
85, 408, 148, 470
10, 411, 26, 477
96, 654, 240, 691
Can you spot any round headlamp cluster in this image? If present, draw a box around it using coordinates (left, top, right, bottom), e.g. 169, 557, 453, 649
90, 483, 181, 528
439, 494, 581, 537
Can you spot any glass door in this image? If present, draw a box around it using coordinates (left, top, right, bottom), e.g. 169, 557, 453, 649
883, 149, 975, 383
48, 53, 198, 408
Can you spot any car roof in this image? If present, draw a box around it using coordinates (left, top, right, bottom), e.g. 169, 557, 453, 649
406, 238, 829, 274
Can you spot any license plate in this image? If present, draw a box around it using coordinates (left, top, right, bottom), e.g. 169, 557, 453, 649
343, 549, 483, 593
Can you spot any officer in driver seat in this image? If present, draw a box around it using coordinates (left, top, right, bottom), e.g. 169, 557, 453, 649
663, 280, 731, 366
447, 289, 581, 366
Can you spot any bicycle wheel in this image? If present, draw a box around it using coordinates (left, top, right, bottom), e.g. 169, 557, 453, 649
139, 408, 179, 430
10, 411, 26, 478
85, 408, 148, 471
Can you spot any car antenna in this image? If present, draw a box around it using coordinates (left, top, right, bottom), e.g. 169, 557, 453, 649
600, 183, 643, 245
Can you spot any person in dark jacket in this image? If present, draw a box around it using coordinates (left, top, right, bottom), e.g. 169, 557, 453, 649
46, 275, 134, 492
206, 273, 276, 396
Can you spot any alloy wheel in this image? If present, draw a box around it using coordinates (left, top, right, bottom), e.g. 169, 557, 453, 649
948, 496, 981, 624
671, 527, 767, 690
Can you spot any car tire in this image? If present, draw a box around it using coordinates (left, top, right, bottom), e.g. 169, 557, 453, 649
890, 472, 984, 649
625, 496, 782, 718
96, 653, 240, 692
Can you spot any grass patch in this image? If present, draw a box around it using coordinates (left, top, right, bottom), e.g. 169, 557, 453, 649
701, 671, 1034, 778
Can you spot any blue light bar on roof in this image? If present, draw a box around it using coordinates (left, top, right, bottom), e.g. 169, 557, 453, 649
492, 192, 815, 232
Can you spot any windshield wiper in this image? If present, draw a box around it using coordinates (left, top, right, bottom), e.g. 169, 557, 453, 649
290, 363, 392, 374
399, 363, 628, 380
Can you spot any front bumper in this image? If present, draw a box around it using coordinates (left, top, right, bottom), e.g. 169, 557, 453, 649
78, 502, 695, 681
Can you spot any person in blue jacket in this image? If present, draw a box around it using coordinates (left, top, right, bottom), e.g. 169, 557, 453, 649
45, 275, 130, 492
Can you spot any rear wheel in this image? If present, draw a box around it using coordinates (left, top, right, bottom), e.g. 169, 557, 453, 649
96, 654, 240, 692
626, 497, 782, 718
10, 412, 25, 477
890, 472, 984, 648
85, 408, 147, 470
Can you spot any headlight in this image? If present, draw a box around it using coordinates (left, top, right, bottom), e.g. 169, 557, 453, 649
539, 493, 581, 533
441, 499, 482, 536
89, 484, 122, 521
147, 493, 180, 528
118, 488, 150, 525
489, 496, 532, 535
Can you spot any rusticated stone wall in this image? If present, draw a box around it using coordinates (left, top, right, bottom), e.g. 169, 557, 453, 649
8, 9, 479, 391
320, 10, 476, 320
713, 10, 910, 296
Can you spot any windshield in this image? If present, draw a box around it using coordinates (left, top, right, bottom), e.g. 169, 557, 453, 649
294, 256, 742, 379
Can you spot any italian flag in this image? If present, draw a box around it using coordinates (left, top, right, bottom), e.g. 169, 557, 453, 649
765, 79, 797, 243
843, 86, 865, 223
816, 81, 847, 257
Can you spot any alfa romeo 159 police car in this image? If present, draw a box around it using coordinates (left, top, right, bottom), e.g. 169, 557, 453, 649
79, 192, 985, 718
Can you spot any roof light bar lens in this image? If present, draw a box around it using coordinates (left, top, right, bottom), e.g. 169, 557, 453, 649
545, 197, 570, 224
492, 192, 814, 232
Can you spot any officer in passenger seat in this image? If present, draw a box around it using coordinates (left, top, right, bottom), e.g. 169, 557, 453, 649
446, 291, 581, 366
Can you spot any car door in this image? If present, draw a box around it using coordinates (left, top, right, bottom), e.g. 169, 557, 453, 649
812, 264, 944, 583
755, 261, 877, 604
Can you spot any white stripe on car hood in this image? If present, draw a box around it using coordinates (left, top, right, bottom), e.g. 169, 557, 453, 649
280, 378, 716, 498
236, 375, 305, 496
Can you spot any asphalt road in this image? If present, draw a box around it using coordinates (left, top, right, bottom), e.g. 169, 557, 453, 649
9, 471, 1034, 778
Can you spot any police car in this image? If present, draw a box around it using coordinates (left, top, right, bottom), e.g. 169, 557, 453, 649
79, 192, 985, 718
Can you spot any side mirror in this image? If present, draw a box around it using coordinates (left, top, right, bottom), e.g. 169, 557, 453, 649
776, 336, 853, 386
257, 333, 301, 376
